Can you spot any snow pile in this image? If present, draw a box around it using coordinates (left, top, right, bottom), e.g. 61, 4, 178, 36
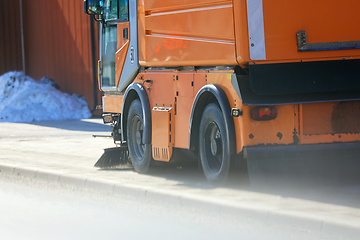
0, 71, 92, 122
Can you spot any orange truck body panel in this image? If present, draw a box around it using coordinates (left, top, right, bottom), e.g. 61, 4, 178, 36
137, 0, 360, 67
115, 22, 130, 87
299, 102, 360, 145
103, 95, 123, 113
259, 0, 360, 63
138, 0, 237, 67
152, 107, 174, 161
101, 0, 360, 160
135, 71, 203, 151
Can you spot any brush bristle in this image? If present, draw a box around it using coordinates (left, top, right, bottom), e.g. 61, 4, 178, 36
94, 147, 131, 168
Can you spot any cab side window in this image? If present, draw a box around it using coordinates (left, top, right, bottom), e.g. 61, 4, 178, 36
118, 0, 128, 21
103, 0, 128, 21
103, 0, 118, 20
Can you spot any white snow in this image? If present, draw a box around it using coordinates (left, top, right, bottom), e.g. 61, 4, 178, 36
0, 71, 92, 123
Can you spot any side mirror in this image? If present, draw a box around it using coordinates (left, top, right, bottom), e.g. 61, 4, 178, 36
84, 0, 104, 15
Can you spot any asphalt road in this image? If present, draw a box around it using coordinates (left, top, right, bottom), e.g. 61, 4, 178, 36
0, 174, 350, 240
0, 118, 359, 239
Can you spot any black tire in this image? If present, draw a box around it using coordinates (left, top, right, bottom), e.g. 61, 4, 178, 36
199, 103, 230, 184
127, 99, 152, 173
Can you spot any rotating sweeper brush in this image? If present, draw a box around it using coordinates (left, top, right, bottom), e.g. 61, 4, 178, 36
92, 112, 132, 169
94, 143, 132, 168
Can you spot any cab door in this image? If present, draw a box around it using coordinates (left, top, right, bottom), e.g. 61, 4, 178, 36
100, 0, 139, 92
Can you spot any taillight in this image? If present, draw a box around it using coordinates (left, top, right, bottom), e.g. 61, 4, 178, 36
251, 107, 277, 121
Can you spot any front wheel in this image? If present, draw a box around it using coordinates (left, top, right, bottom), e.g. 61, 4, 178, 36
199, 103, 231, 184
127, 99, 152, 173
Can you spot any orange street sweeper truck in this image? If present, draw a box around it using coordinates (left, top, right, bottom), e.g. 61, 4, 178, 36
84, 0, 360, 184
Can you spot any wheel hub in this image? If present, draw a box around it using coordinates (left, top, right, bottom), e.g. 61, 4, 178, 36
210, 137, 222, 156
136, 130, 143, 145
210, 138, 217, 155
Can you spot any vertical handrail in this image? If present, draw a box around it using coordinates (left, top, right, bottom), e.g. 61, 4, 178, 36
19, 0, 25, 75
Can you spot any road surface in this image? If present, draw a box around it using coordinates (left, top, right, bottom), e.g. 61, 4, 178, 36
0, 119, 359, 239
0, 174, 350, 240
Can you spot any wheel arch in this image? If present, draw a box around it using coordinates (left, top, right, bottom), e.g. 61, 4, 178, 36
121, 83, 152, 144
189, 84, 236, 156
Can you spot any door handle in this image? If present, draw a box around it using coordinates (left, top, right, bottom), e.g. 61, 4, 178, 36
297, 30, 360, 52
123, 28, 128, 39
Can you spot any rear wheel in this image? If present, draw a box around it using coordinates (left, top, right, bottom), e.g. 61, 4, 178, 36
199, 103, 230, 184
127, 99, 151, 173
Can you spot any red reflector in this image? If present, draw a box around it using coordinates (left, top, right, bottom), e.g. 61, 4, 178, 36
252, 107, 277, 121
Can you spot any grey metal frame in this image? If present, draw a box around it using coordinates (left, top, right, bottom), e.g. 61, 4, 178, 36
101, 0, 139, 92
